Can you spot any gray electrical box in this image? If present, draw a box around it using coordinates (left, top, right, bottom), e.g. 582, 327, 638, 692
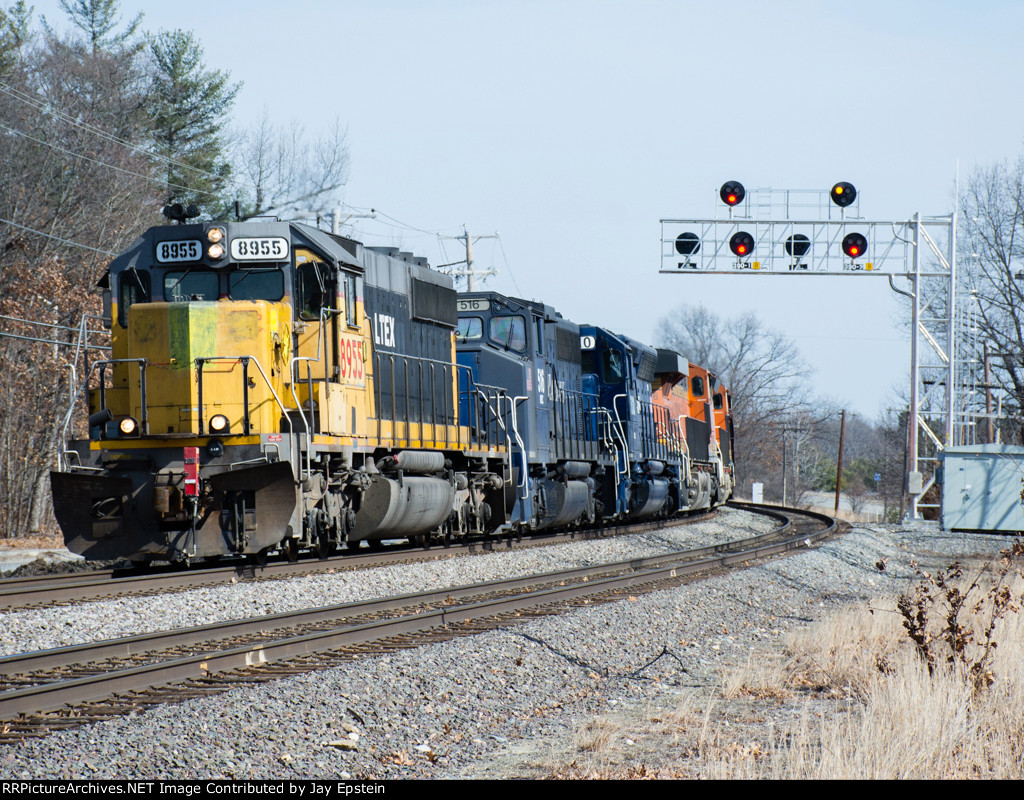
941, 445, 1024, 532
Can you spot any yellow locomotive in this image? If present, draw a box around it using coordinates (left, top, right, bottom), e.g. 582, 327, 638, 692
51, 213, 510, 563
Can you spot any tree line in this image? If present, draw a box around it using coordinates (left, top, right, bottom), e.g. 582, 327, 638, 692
658, 304, 909, 521
2, 1, 1022, 537
0, 0, 349, 536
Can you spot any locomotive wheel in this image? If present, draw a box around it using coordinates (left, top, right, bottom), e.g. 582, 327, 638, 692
249, 547, 270, 567
315, 529, 332, 559
284, 538, 299, 563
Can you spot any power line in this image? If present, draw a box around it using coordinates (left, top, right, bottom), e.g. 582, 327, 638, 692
339, 203, 463, 238
0, 328, 110, 350
0, 313, 106, 336
0, 215, 117, 256
495, 233, 523, 296
0, 122, 214, 197
0, 80, 234, 186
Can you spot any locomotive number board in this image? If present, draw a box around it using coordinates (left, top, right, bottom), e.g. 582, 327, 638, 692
230, 237, 289, 261
155, 240, 202, 263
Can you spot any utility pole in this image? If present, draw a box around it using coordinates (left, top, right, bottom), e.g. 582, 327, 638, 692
440, 228, 499, 290
834, 409, 847, 515
332, 206, 377, 234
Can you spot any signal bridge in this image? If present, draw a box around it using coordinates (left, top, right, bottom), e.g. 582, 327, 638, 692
660, 182, 957, 520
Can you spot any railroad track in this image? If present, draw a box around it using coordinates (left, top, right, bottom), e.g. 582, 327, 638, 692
0, 503, 835, 743
0, 510, 717, 611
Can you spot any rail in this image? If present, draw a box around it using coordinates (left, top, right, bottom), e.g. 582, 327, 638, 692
58, 358, 148, 470
0, 503, 836, 731
373, 352, 510, 453
551, 382, 602, 462
195, 355, 296, 474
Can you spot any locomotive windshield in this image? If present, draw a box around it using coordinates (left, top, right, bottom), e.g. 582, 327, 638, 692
489, 315, 527, 351
164, 270, 218, 301
602, 349, 624, 383
456, 316, 483, 340
229, 268, 285, 301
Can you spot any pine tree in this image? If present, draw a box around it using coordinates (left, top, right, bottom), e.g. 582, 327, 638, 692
55, 0, 142, 53
0, 1, 32, 73
147, 29, 241, 211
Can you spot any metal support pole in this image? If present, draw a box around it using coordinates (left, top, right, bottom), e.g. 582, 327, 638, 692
909, 213, 921, 518
946, 209, 957, 446
834, 410, 847, 516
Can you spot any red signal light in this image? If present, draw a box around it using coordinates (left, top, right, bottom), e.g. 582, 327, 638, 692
730, 231, 754, 257
720, 181, 745, 207
842, 232, 867, 259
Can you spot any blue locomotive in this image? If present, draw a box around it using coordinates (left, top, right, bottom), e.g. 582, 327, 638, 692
455, 291, 734, 533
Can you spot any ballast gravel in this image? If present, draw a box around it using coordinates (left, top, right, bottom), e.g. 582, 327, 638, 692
0, 513, 1013, 780
0, 509, 772, 656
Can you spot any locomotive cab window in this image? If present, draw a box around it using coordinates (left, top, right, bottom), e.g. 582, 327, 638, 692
117, 268, 151, 327
602, 349, 624, 383
342, 271, 359, 328
456, 316, 483, 340
229, 268, 285, 302
295, 261, 334, 320
489, 315, 527, 351
164, 270, 218, 302
713, 392, 723, 410
691, 376, 705, 397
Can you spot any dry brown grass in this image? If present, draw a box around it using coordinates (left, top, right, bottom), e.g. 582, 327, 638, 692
542, 547, 1024, 779
574, 716, 620, 753
0, 533, 63, 550
708, 568, 1024, 778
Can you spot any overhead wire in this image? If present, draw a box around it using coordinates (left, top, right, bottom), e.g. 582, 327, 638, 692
0, 328, 110, 350
495, 233, 523, 296
0, 121, 214, 197
0, 80, 235, 186
0, 312, 105, 335
0, 215, 117, 256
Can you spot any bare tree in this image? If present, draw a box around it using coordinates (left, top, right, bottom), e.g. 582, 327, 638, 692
659, 304, 815, 499
960, 156, 1024, 443
0, 11, 154, 537
233, 109, 350, 220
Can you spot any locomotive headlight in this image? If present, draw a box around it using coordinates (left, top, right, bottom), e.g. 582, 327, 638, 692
206, 227, 224, 244
209, 414, 230, 434
207, 242, 226, 260
118, 416, 139, 436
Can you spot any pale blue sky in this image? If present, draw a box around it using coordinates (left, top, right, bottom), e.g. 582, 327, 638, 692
31, 0, 1024, 416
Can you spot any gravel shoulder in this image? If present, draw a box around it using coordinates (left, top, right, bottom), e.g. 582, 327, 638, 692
0, 515, 1010, 780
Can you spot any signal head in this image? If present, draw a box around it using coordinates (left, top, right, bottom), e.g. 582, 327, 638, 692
729, 231, 754, 257
675, 232, 700, 256
785, 233, 810, 258
830, 182, 857, 208
842, 232, 867, 259
720, 181, 745, 207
